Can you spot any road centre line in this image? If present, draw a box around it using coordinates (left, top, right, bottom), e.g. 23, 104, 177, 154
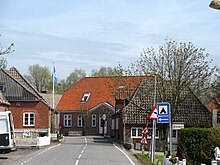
20, 143, 61, 165
74, 137, 87, 165
113, 143, 135, 165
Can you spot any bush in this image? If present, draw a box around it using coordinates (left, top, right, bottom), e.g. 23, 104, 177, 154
177, 128, 220, 165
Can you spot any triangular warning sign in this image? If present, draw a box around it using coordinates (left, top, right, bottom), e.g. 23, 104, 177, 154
148, 105, 158, 120
141, 125, 149, 135
140, 136, 148, 144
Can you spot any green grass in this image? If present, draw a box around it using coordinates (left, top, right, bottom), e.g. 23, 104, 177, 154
135, 153, 164, 165
155, 155, 164, 162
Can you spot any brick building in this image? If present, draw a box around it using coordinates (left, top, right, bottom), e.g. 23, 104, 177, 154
0, 67, 52, 138
56, 76, 145, 136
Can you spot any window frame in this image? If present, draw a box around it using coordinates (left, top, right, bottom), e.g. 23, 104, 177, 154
0, 82, 5, 92
147, 128, 159, 139
77, 115, 83, 127
64, 114, 72, 127
23, 112, 35, 126
81, 93, 90, 102
131, 127, 143, 138
91, 114, 96, 127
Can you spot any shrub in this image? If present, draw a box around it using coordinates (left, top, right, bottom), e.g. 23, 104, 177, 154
177, 128, 220, 165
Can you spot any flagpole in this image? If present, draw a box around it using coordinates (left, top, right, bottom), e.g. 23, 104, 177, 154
52, 64, 56, 132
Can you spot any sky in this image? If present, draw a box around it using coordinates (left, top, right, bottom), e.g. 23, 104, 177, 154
0, 0, 219, 80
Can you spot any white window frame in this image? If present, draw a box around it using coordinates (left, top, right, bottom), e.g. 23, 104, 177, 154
23, 112, 35, 126
111, 119, 115, 130
77, 115, 83, 127
147, 128, 159, 139
92, 114, 96, 127
131, 127, 143, 138
64, 114, 72, 127
81, 93, 90, 102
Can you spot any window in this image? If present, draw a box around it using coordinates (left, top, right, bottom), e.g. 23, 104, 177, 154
92, 114, 96, 127
81, 93, 90, 102
23, 112, 35, 126
0, 118, 9, 132
64, 114, 72, 127
0, 83, 5, 92
172, 130, 177, 138
131, 127, 143, 138
77, 115, 83, 127
147, 128, 159, 139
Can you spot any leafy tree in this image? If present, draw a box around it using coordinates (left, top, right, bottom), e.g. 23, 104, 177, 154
122, 38, 215, 117
211, 68, 220, 108
91, 66, 120, 77
57, 68, 86, 93
25, 64, 52, 92
0, 35, 14, 69
66, 68, 86, 85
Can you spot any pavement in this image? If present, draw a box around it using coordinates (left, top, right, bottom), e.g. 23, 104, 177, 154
106, 136, 164, 164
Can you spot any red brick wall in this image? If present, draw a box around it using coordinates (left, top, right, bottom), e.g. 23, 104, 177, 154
59, 105, 114, 136
9, 101, 50, 129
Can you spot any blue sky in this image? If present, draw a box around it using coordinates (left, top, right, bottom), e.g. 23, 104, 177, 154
0, 0, 219, 79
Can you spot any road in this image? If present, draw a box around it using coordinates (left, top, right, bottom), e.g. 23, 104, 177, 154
0, 136, 140, 165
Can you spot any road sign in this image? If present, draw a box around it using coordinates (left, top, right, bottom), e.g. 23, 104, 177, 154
157, 103, 170, 123
148, 105, 157, 120
141, 125, 149, 135
140, 136, 148, 144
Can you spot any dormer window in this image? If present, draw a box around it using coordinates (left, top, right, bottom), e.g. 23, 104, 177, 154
81, 92, 90, 102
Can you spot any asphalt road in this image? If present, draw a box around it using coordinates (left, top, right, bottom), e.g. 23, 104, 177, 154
0, 136, 140, 165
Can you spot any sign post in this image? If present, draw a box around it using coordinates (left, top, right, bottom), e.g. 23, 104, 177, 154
157, 103, 172, 155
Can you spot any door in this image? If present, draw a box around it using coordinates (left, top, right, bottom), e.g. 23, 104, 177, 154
99, 114, 107, 134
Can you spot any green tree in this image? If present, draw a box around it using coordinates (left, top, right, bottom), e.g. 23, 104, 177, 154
57, 68, 86, 93
91, 66, 119, 77
25, 64, 52, 92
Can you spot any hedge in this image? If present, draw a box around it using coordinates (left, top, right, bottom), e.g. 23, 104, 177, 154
177, 128, 220, 165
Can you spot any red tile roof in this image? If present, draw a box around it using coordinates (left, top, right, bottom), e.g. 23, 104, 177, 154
56, 76, 148, 111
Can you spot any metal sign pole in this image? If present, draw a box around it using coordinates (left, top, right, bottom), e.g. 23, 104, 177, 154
150, 74, 157, 163
169, 107, 172, 155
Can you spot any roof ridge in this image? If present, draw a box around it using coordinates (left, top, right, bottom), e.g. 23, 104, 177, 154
0, 68, 40, 100
9, 67, 44, 100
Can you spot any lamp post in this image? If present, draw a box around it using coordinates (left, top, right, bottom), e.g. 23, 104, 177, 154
209, 0, 220, 10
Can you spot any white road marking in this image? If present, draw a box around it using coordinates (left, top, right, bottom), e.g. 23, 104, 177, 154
75, 159, 79, 165
74, 137, 87, 165
113, 143, 136, 165
20, 143, 61, 165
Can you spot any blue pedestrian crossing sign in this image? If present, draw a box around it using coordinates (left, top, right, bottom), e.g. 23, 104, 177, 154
157, 103, 170, 123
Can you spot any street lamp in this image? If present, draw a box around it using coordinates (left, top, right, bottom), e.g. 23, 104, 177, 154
210, 0, 220, 10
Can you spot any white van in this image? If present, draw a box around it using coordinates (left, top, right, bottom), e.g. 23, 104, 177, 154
0, 111, 16, 153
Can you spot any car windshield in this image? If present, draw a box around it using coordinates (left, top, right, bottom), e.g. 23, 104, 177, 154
0, 118, 9, 133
